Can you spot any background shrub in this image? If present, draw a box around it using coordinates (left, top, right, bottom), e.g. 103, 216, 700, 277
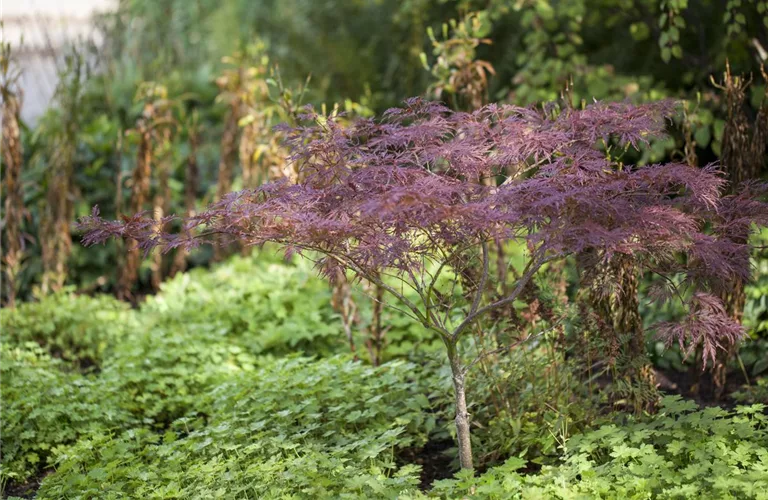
1, 290, 135, 369
141, 252, 345, 357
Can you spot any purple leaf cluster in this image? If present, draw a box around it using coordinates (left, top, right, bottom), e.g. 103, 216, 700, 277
79, 98, 768, 361
655, 293, 746, 368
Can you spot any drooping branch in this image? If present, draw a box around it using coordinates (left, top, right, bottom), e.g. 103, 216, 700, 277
303, 245, 452, 340
462, 320, 563, 376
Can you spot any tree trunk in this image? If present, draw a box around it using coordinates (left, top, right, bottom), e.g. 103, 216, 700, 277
448, 345, 473, 469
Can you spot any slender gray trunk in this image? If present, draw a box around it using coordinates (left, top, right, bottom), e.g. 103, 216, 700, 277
448, 347, 473, 469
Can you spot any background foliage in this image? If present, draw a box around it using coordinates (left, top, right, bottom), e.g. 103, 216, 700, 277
6, 0, 767, 299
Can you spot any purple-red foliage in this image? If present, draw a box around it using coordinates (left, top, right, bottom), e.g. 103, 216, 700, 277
655, 293, 746, 368
80, 98, 768, 364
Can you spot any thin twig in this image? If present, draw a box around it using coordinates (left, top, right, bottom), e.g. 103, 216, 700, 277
470, 241, 490, 316
463, 321, 561, 376
452, 252, 564, 342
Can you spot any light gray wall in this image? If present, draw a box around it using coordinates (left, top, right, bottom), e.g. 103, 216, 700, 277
3, 0, 115, 124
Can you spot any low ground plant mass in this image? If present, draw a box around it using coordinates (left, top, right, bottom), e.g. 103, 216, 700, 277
4, 254, 768, 498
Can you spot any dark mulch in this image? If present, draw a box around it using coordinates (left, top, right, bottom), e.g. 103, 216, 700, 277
3, 470, 52, 499
655, 366, 748, 408
398, 438, 457, 490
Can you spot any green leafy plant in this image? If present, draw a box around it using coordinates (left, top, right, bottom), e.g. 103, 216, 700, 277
141, 251, 346, 356
1, 289, 135, 369
37, 356, 433, 499
429, 396, 768, 499
0, 344, 136, 488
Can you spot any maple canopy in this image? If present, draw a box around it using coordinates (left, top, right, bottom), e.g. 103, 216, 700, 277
80, 98, 768, 363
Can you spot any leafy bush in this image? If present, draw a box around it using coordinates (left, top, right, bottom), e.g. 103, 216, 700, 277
0, 345, 136, 487
467, 344, 598, 467
97, 325, 260, 428
142, 252, 346, 357
1, 290, 135, 369
83, 252, 357, 428
428, 396, 768, 499
37, 356, 435, 499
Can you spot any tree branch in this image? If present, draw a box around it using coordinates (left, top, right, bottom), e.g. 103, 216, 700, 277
318, 248, 453, 340
451, 252, 563, 342
462, 321, 561, 376
470, 240, 490, 316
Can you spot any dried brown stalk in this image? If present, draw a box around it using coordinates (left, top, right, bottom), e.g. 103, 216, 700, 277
40, 55, 85, 294
1, 42, 24, 307
118, 103, 153, 300
710, 62, 768, 398
170, 117, 200, 277
364, 278, 387, 366
40, 139, 76, 294
151, 112, 174, 290
213, 105, 240, 262
331, 268, 359, 358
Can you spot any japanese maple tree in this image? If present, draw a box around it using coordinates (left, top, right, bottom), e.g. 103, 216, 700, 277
80, 98, 767, 469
